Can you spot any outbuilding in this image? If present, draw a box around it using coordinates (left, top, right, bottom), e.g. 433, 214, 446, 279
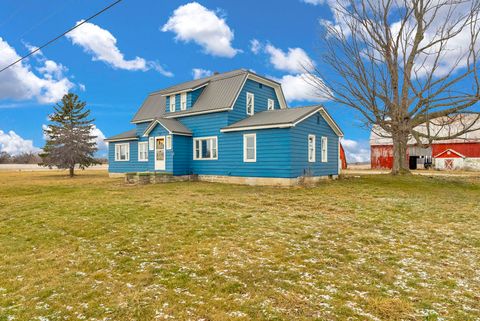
370, 114, 480, 170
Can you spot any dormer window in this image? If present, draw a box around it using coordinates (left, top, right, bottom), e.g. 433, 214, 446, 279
268, 99, 274, 110
180, 93, 187, 111
169, 95, 176, 112
246, 92, 254, 116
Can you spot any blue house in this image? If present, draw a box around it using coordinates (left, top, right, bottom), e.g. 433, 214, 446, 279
105, 69, 344, 185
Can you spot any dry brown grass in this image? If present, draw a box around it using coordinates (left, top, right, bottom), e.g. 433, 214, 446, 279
0, 170, 479, 320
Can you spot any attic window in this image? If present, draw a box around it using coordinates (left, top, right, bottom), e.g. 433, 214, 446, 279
259, 83, 263, 89
268, 99, 274, 110
246, 92, 254, 116
169, 95, 176, 112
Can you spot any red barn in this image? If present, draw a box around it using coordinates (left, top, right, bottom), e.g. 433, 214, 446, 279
339, 143, 347, 169
370, 114, 480, 170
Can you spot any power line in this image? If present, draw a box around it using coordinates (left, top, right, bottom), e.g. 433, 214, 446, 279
0, 0, 123, 74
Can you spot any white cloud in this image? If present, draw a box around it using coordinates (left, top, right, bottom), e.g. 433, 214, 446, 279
162, 2, 239, 58
274, 73, 329, 103
250, 39, 262, 54
192, 68, 213, 79
148, 62, 174, 77
265, 44, 314, 73
67, 21, 146, 70
0, 37, 74, 104
342, 139, 370, 163
90, 125, 107, 151
66, 21, 173, 76
0, 130, 40, 155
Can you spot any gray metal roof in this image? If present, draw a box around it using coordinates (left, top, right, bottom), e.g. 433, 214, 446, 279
144, 118, 192, 136
105, 129, 138, 141
131, 94, 166, 123
222, 106, 323, 130
131, 69, 284, 123
157, 69, 254, 95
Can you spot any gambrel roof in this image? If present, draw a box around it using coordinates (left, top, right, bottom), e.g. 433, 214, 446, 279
131, 69, 287, 123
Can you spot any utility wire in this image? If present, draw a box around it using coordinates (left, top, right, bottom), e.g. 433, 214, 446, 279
0, 0, 123, 74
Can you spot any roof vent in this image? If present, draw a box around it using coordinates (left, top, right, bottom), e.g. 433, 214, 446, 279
213, 71, 219, 75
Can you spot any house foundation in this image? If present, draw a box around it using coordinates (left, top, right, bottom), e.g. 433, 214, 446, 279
109, 172, 338, 186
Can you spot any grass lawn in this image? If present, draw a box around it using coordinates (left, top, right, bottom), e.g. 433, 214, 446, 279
0, 171, 479, 321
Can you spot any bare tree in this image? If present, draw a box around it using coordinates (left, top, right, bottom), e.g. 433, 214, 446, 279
309, 0, 480, 174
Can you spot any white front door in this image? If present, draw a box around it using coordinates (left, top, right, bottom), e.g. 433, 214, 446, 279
155, 136, 166, 170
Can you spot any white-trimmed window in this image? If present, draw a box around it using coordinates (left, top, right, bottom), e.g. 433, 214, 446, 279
267, 98, 274, 110
138, 142, 148, 161
166, 135, 172, 150
149, 137, 154, 150
193, 137, 218, 160
321, 136, 328, 162
169, 95, 176, 112
308, 135, 316, 163
246, 92, 254, 115
180, 93, 187, 111
243, 133, 256, 162
115, 143, 130, 161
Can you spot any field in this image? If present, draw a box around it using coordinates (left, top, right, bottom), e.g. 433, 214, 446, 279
0, 171, 479, 321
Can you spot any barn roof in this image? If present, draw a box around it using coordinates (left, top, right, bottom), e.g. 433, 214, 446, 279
370, 114, 480, 146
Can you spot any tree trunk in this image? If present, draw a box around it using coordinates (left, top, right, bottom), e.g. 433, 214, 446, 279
391, 132, 410, 175
69, 166, 74, 177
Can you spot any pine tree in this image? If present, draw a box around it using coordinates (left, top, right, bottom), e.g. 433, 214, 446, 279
40, 93, 99, 177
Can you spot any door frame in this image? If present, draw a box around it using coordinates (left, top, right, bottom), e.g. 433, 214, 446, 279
154, 136, 166, 170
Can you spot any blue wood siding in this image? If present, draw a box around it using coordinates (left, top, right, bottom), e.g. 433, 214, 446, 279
228, 79, 280, 125
135, 122, 150, 136
172, 135, 192, 175
221, 129, 293, 177
177, 112, 228, 175
291, 112, 339, 177
109, 124, 176, 173
108, 140, 149, 173
189, 88, 203, 109
178, 112, 293, 177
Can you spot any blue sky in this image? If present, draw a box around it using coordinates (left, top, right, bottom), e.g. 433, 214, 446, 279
0, 0, 370, 161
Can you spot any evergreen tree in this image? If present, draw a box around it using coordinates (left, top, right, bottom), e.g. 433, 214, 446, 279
40, 93, 98, 177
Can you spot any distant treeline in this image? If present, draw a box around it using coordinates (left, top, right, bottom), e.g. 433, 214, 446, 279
0, 151, 41, 164
0, 151, 108, 165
